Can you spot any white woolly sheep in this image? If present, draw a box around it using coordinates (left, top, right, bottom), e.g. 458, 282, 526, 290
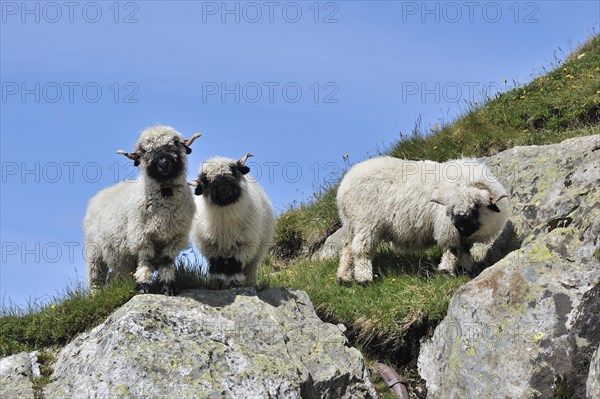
190, 154, 275, 287
83, 125, 201, 295
336, 157, 509, 283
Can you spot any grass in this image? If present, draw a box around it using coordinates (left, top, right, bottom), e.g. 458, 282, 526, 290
273, 185, 341, 260
261, 246, 469, 366
0, 278, 136, 357
389, 34, 600, 162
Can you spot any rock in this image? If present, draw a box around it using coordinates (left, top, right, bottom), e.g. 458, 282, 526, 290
588, 346, 600, 398
44, 287, 376, 399
0, 352, 36, 399
418, 135, 600, 398
312, 224, 348, 261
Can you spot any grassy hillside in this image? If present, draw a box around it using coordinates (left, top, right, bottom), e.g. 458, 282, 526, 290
2, 34, 599, 398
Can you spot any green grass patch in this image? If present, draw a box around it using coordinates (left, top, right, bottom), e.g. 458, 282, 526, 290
261, 246, 469, 364
0, 278, 136, 357
389, 34, 600, 162
273, 185, 340, 259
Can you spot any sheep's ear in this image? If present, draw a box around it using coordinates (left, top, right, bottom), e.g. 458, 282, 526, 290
188, 180, 203, 196
117, 150, 140, 166
184, 145, 192, 155
237, 165, 250, 175
487, 194, 507, 213
487, 203, 501, 213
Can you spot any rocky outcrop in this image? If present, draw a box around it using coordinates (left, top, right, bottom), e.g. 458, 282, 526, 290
417, 134, 600, 398
0, 352, 37, 399
40, 287, 375, 399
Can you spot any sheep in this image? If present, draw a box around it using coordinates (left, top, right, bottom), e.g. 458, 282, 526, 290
83, 125, 201, 295
189, 153, 275, 288
336, 156, 509, 283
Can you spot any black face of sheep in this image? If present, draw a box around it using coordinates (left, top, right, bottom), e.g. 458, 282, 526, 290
449, 205, 481, 238
195, 165, 249, 206
192, 154, 252, 207
145, 145, 185, 182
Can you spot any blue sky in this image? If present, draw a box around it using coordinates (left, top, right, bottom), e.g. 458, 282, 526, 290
1, 0, 598, 307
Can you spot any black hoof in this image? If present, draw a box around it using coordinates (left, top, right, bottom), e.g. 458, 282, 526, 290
161, 282, 177, 296
136, 283, 151, 294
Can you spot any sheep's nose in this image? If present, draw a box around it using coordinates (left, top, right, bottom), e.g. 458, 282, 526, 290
157, 157, 172, 174
218, 186, 231, 196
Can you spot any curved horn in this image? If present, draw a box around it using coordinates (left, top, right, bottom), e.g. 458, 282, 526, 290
491, 194, 508, 204
238, 153, 254, 165
116, 150, 138, 161
184, 133, 202, 147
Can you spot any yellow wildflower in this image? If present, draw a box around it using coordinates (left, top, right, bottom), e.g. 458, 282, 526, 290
565, 74, 574, 79
343, 153, 350, 159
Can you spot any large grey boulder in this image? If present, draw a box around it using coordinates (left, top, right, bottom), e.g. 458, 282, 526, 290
418, 134, 600, 398
43, 287, 376, 399
0, 352, 37, 399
